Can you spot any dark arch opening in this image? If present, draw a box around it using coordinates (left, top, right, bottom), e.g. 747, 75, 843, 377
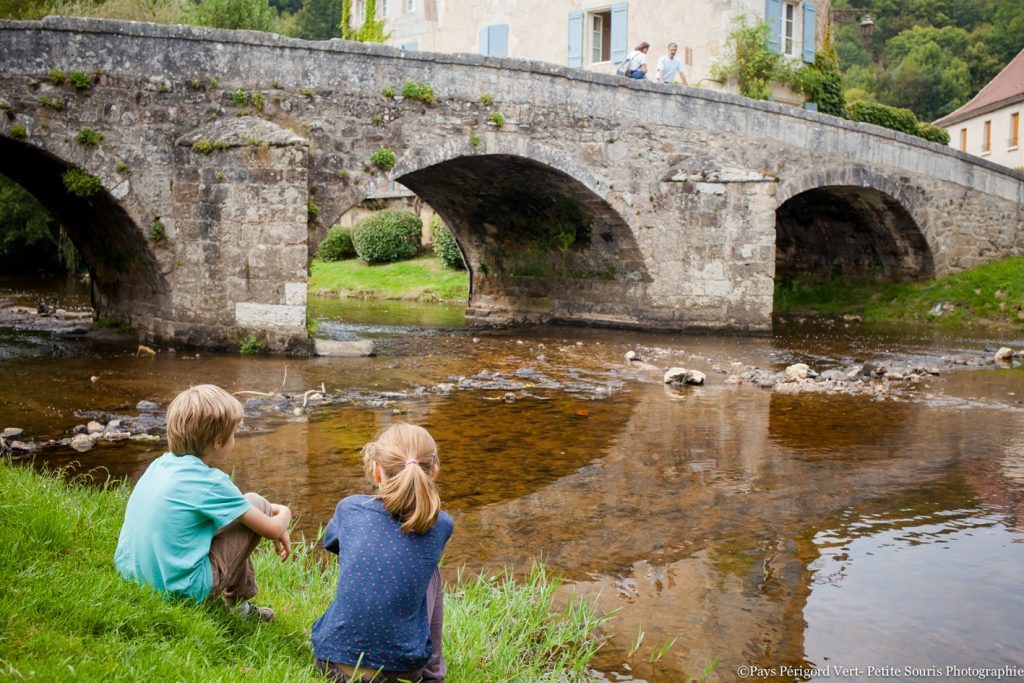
775, 185, 934, 285
397, 154, 649, 324
0, 137, 169, 328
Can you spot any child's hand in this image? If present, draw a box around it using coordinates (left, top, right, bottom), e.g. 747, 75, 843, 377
274, 533, 292, 561
270, 504, 293, 561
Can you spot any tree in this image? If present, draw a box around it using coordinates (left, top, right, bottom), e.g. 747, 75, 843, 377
182, 0, 277, 32
0, 176, 78, 274
879, 33, 971, 120
294, 0, 341, 40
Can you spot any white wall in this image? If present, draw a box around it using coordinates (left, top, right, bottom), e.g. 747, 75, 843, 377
946, 104, 1024, 170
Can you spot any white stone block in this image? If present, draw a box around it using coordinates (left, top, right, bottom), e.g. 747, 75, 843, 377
235, 302, 305, 331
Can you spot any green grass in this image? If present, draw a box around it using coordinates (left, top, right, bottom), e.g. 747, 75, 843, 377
0, 462, 606, 681
774, 255, 1024, 329
309, 255, 469, 303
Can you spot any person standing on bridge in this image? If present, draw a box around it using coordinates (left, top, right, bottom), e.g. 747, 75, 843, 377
624, 41, 650, 79
655, 42, 687, 85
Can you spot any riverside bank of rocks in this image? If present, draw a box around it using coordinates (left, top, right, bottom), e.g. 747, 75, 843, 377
3, 345, 1020, 458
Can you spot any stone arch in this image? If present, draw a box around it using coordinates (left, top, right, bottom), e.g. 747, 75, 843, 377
0, 136, 170, 330
774, 166, 934, 283
393, 141, 649, 323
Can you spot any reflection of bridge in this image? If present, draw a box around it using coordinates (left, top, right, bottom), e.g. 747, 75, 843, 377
2, 17, 1022, 350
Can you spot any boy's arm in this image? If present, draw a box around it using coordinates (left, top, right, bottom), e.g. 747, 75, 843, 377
239, 503, 293, 561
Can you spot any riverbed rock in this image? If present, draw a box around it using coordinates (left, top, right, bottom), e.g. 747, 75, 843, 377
86, 421, 103, 434
313, 339, 375, 357
70, 433, 94, 452
663, 367, 705, 386
135, 400, 160, 412
624, 350, 638, 362
784, 363, 810, 381
994, 347, 1014, 363
2, 427, 24, 439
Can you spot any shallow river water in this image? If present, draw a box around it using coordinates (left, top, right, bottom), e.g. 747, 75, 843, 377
3, 276, 1024, 682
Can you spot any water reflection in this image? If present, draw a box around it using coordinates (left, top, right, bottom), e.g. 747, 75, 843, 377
3, 294, 1024, 682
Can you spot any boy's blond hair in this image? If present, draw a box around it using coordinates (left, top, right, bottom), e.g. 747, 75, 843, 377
166, 384, 244, 457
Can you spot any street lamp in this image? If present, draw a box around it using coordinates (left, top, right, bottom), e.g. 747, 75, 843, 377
829, 8, 875, 47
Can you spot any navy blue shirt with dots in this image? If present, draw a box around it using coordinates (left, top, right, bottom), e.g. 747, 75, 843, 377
312, 494, 454, 671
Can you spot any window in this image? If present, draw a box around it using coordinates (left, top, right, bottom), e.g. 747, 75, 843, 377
1011, 113, 1020, 148
590, 11, 611, 63
406, 0, 414, 11
479, 24, 508, 57
568, 4, 626, 69
983, 120, 991, 153
960, 128, 967, 152
783, 2, 796, 55
381, 0, 388, 18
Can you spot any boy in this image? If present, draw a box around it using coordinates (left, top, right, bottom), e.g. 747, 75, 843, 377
114, 384, 292, 621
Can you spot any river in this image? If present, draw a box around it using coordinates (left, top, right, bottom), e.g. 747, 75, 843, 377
2, 275, 1023, 682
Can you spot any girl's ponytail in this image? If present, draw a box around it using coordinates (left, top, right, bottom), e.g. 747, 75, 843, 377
362, 423, 442, 533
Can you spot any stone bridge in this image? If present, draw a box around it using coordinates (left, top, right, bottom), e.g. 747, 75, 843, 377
2, 17, 1022, 351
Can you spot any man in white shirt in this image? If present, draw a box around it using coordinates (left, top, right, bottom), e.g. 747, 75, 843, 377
655, 42, 687, 85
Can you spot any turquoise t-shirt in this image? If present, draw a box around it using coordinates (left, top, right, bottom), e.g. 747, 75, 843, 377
114, 452, 252, 602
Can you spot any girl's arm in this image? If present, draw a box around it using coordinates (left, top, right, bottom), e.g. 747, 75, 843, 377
323, 515, 342, 555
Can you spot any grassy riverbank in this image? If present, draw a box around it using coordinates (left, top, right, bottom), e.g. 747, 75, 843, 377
309, 256, 469, 303
775, 255, 1024, 330
1, 462, 607, 681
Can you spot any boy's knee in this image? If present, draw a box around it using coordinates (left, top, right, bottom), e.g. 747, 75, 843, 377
244, 491, 271, 515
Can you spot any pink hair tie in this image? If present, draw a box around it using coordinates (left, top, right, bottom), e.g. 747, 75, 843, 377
405, 458, 419, 466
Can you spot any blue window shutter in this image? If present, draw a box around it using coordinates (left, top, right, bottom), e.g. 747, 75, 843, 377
610, 3, 628, 63
479, 26, 489, 55
802, 1, 817, 63
489, 24, 508, 58
568, 11, 583, 67
765, 0, 782, 53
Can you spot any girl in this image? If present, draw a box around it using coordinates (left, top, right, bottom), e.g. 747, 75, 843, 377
313, 423, 454, 683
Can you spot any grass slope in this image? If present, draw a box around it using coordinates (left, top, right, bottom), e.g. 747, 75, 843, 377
0, 462, 607, 681
309, 256, 469, 303
775, 255, 1024, 329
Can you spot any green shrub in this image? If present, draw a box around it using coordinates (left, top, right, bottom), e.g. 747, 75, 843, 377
353, 210, 422, 264
401, 81, 436, 104
431, 216, 465, 270
192, 139, 214, 154
239, 335, 262, 355
307, 200, 321, 221
232, 88, 247, 105
75, 128, 102, 148
49, 68, 66, 85
149, 219, 167, 243
915, 121, 951, 145
9, 123, 27, 139
381, 86, 395, 98
479, 92, 493, 105
848, 101, 919, 136
317, 224, 357, 261
469, 131, 481, 146
39, 96, 64, 110
62, 168, 102, 197
371, 146, 397, 171
69, 70, 91, 91
489, 111, 505, 128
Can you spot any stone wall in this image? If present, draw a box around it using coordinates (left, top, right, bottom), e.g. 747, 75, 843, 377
0, 17, 1022, 349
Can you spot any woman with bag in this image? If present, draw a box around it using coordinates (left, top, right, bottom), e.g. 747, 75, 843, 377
619, 41, 650, 80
